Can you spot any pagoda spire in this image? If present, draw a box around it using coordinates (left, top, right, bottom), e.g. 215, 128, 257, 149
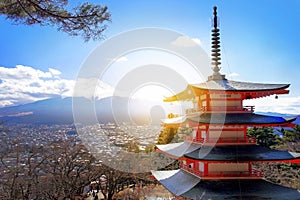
208, 6, 226, 80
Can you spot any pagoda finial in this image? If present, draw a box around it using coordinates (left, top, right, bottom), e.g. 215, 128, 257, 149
211, 6, 221, 75
208, 6, 226, 81
213, 6, 218, 29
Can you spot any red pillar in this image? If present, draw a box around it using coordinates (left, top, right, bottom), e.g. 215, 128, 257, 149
196, 125, 201, 142
204, 162, 208, 176
243, 125, 247, 140
248, 162, 252, 175
206, 93, 210, 111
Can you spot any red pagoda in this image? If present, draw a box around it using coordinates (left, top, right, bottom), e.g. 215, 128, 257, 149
152, 6, 300, 200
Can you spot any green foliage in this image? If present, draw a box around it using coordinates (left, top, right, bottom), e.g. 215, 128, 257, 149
281, 125, 300, 142
256, 162, 300, 190
175, 127, 193, 142
278, 162, 292, 171
247, 127, 282, 148
145, 143, 155, 154
0, 0, 111, 41
279, 125, 300, 151
126, 141, 141, 153
157, 127, 178, 144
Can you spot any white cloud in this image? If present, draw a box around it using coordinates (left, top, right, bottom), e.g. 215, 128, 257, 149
228, 72, 240, 78
0, 65, 70, 107
49, 68, 62, 76
0, 65, 52, 79
244, 96, 300, 115
73, 78, 114, 100
171, 36, 202, 47
0, 65, 115, 107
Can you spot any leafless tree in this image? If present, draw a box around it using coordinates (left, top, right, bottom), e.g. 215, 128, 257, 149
0, 124, 156, 200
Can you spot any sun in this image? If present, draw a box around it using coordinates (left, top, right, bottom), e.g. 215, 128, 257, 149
130, 84, 173, 102
127, 84, 185, 124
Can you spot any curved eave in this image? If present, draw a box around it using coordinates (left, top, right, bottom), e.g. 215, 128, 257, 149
188, 120, 296, 127
162, 116, 296, 127
163, 85, 194, 102
187, 113, 296, 126
181, 179, 300, 200
156, 142, 202, 158
184, 145, 300, 162
163, 82, 290, 102
191, 80, 290, 92
151, 169, 200, 196
151, 170, 300, 199
240, 88, 289, 99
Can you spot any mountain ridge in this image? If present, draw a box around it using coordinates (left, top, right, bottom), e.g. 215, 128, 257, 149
0, 97, 299, 125
0, 96, 165, 125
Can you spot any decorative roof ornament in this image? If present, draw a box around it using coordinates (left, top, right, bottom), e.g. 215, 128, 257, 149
208, 6, 226, 81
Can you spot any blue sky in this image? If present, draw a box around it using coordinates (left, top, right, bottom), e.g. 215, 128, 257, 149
1, 0, 300, 114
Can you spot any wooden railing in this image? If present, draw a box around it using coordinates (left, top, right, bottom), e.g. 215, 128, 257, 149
181, 164, 263, 178
184, 136, 257, 144
185, 105, 255, 114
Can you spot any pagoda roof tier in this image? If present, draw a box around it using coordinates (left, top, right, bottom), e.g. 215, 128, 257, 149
151, 169, 200, 196
164, 80, 290, 102
184, 144, 300, 162
151, 169, 300, 199
163, 113, 296, 126
193, 79, 290, 92
183, 179, 300, 200
156, 141, 202, 158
